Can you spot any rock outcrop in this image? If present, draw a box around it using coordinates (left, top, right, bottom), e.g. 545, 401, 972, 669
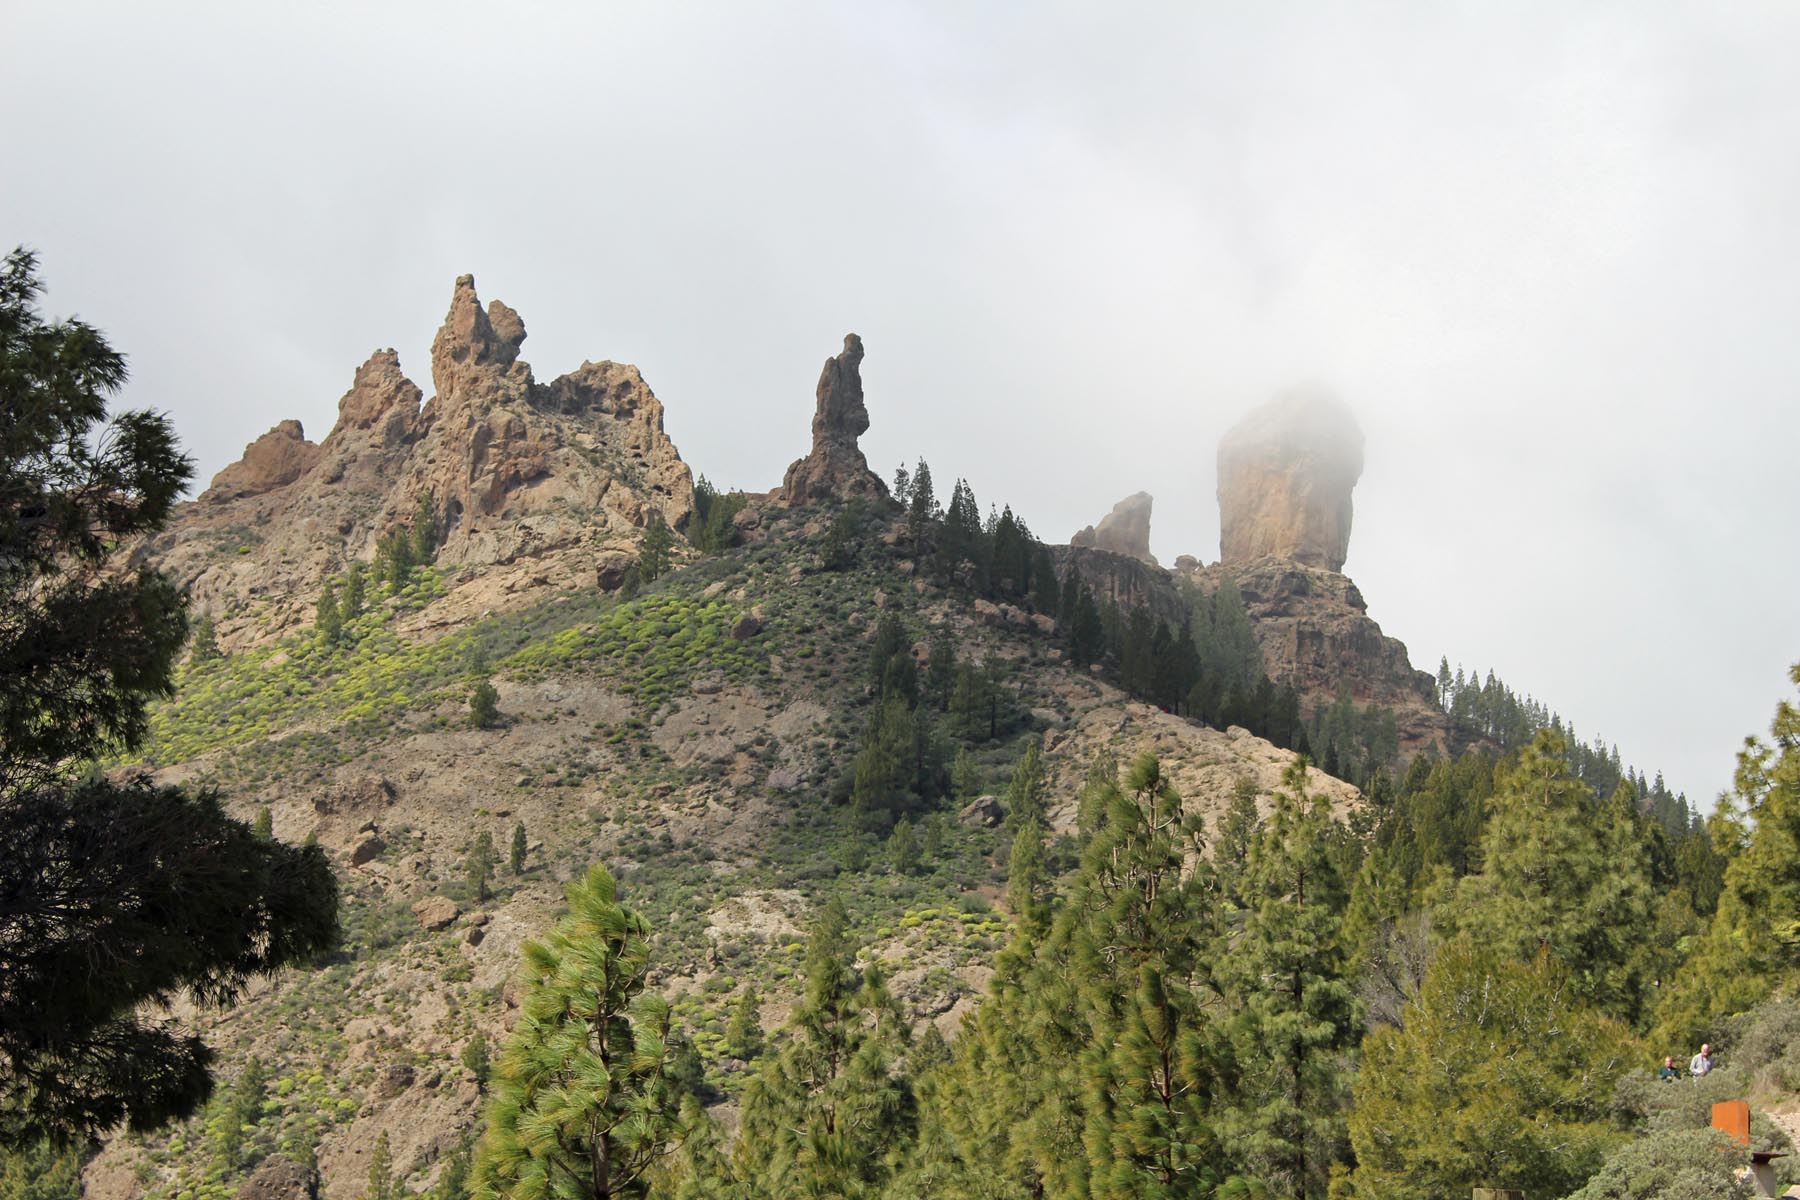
143, 275, 696, 647
1177, 557, 1445, 755
200, 420, 322, 502
1070, 492, 1158, 565
1217, 390, 1363, 571
779, 334, 887, 507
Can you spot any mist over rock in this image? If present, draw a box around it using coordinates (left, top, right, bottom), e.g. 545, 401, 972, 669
779, 333, 888, 507
1070, 492, 1158, 566
1217, 390, 1364, 571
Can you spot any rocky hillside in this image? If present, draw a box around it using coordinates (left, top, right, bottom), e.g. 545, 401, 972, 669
84, 283, 1392, 1200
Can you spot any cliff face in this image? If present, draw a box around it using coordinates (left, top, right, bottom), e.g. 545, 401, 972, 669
1180, 558, 1445, 754
1217, 390, 1363, 572
1070, 492, 1157, 565
143, 276, 695, 646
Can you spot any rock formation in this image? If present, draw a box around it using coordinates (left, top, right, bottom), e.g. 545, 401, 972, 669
1070, 492, 1158, 565
143, 275, 696, 646
199, 420, 322, 502
1217, 389, 1363, 571
779, 334, 887, 507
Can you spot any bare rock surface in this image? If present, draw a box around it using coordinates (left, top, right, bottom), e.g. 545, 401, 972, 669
142, 275, 696, 648
232, 1157, 319, 1200
1070, 492, 1158, 565
778, 333, 888, 507
1217, 389, 1363, 571
200, 420, 322, 502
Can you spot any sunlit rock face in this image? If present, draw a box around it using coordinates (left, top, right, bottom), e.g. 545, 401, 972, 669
1217, 389, 1364, 571
1070, 492, 1158, 566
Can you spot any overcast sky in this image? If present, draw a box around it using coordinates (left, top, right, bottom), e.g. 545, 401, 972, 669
6, 1, 1796, 807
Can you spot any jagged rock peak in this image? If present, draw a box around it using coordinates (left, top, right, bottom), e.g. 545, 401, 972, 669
779, 332, 888, 507
431, 274, 526, 375
1070, 492, 1158, 566
201, 419, 322, 503
1217, 388, 1364, 572
331, 349, 423, 440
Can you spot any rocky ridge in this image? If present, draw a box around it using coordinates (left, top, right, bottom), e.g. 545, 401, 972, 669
142, 276, 695, 649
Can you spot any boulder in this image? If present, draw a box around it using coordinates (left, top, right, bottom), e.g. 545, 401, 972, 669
1070, 492, 1158, 565
232, 1157, 318, 1200
778, 334, 888, 507
412, 896, 459, 931
348, 833, 386, 866
1217, 389, 1364, 571
958, 794, 1005, 828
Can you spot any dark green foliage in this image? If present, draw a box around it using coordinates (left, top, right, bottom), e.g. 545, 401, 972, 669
315, 579, 343, 645
1448, 731, 1654, 1020
467, 832, 495, 903
731, 900, 914, 1198
0, 1140, 83, 1200
434, 1144, 472, 1200
690, 477, 747, 556
639, 514, 675, 583
1221, 760, 1357, 1198
189, 613, 221, 663
253, 806, 273, 841
724, 987, 764, 1061
0, 772, 338, 1143
469, 678, 500, 729
509, 821, 527, 875
365, 1129, 396, 1200
1345, 939, 1636, 1200
461, 1033, 490, 1089
471, 866, 679, 1200
411, 493, 439, 566
341, 562, 367, 621
851, 698, 938, 831
889, 816, 922, 874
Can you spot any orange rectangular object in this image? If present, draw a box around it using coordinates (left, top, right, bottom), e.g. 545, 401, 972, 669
1713, 1100, 1751, 1146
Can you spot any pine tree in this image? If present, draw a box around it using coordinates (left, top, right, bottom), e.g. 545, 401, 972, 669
1656, 663, 1800, 1044
189, 613, 221, 663
951, 746, 981, 802
509, 822, 527, 876
253, 807, 273, 841
365, 1130, 396, 1200
1345, 939, 1634, 1200
434, 1144, 472, 1200
461, 1033, 491, 1090
471, 867, 680, 1200
466, 832, 495, 903
1449, 730, 1653, 1020
906, 459, 937, 558
316, 579, 343, 645
889, 817, 923, 874
733, 901, 913, 1198
1214, 776, 1260, 901
925, 629, 958, 711
411, 493, 438, 565
469, 678, 500, 729
342, 562, 367, 621
724, 987, 764, 1061
638, 515, 674, 583
0, 249, 338, 1140
1221, 759, 1357, 1200
851, 698, 920, 832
